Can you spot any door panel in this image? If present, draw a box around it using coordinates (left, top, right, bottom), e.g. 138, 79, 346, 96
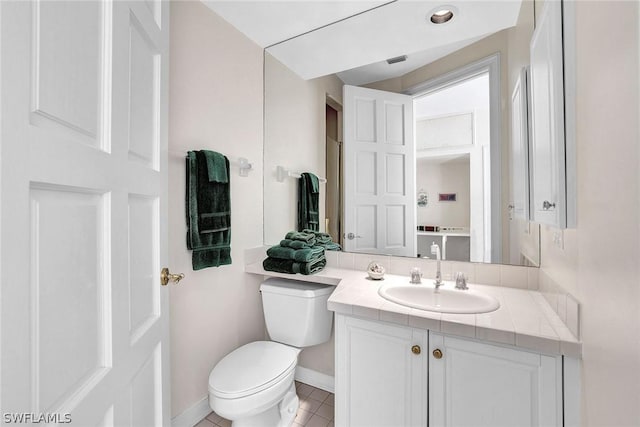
344, 85, 415, 256
1, 1, 170, 425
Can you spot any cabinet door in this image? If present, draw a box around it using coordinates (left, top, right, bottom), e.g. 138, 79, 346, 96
429, 333, 562, 427
335, 315, 428, 427
529, 0, 566, 227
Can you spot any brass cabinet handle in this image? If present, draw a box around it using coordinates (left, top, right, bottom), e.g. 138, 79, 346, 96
411, 345, 421, 355
433, 348, 443, 359
161, 267, 185, 286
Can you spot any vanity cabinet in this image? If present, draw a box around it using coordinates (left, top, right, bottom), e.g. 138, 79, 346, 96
429, 333, 562, 427
335, 315, 428, 426
335, 315, 562, 427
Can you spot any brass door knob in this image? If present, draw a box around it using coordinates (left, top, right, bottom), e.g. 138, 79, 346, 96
411, 345, 421, 355
161, 268, 185, 286
433, 348, 443, 359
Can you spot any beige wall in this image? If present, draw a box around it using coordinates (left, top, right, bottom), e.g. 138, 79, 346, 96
417, 159, 470, 228
540, 1, 640, 425
263, 53, 343, 245
169, 2, 266, 417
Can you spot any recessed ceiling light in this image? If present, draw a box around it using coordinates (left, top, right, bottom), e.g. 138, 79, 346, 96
429, 5, 456, 24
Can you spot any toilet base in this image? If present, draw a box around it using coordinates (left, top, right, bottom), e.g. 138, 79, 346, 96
231, 383, 299, 427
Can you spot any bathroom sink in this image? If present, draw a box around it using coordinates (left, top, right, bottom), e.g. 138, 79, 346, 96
378, 282, 500, 314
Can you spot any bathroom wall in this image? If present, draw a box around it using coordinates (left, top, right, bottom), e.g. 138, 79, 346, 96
263, 53, 344, 245
539, 1, 640, 424
416, 158, 470, 228
169, 2, 266, 417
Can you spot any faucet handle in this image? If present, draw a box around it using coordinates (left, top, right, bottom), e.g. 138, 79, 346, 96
455, 272, 468, 290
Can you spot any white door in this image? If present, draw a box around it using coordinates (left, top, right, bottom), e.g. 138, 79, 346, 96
508, 68, 531, 264
335, 315, 428, 427
429, 333, 562, 426
1, 1, 171, 426
529, 0, 566, 228
343, 85, 415, 257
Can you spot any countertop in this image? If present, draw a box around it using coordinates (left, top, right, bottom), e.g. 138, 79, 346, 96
245, 261, 581, 358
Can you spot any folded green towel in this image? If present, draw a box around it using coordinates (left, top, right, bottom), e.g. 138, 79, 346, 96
262, 257, 326, 275
279, 239, 313, 249
315, 242, 342, 251
285, 231, 316, 245
298, 173, 320, 231
203, 150, 228, 183
267, 245, 325, 263
186, 150, 231, 270
302, 229, 333, 244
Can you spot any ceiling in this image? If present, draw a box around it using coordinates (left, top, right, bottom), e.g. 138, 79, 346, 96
203, 0, 523, 85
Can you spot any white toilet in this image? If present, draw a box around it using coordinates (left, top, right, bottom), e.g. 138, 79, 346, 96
208, 278, 334, 427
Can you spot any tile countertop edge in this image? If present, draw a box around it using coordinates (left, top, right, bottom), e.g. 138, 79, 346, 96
244, 261, 582, 358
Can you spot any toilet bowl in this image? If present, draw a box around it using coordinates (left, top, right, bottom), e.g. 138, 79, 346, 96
209, 341, 300, 426
208, 278, 334, 426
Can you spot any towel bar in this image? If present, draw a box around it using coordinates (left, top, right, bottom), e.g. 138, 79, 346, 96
276, 166, 327, 183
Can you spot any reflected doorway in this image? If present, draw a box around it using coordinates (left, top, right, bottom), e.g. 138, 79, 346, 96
325, 98, 343, 247
413, 72, 491, 262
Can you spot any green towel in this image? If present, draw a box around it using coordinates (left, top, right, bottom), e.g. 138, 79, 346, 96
303, 229, 333, 244
203, 150, 228, 183
267, 245, 325, 263
285, 231, 316, 245
186, 150, 231, 270
315, 242, 342, 251
279, 239, 313, 249
298, 173, 320, 231
262, 257, 326, 275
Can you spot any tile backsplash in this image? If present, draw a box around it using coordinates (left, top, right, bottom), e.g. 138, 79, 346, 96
328, 252, 540, 291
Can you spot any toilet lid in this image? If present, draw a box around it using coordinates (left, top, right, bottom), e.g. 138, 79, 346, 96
209, 341, 298, 399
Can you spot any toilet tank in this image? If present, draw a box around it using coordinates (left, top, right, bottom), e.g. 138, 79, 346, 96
260, 278, 334, 347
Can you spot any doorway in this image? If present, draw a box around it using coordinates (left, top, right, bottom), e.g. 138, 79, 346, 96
412, 71, 492, 263
325, 97, 343, 246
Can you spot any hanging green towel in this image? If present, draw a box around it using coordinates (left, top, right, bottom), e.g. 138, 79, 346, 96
298, 172, 319, 231
266, 245, 325, 263
186, 150, 231, 270
262, 257, 326, 275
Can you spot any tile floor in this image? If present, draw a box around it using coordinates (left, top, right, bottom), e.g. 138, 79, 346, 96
197, 381, 334, 427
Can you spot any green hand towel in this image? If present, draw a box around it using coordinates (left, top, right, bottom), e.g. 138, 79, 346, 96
303, 229, 333, 244
267, 245, 325, 263
285, 231, 316, 245
279, 239, 313, 249
315, 242, 342, 251
186, 150, 231, 270
203, 150, 228, 183
263, 257, 326, 275
298, 173, 320, 231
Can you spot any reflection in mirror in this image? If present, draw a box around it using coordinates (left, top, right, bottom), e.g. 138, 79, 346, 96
264, 0, 543, 266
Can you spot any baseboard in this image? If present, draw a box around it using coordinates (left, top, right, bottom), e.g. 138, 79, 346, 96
171, 396, 210, 427
295, 366, 335, 393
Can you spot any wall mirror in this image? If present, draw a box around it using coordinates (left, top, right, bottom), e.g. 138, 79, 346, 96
263, 0, 551, 267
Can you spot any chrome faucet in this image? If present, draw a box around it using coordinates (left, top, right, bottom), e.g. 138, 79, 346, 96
430, 242, 443, 289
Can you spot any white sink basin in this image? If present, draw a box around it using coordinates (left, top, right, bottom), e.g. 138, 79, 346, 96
378, 282, 500, 314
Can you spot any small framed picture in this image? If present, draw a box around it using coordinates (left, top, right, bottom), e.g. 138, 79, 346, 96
438, 193, 457, 202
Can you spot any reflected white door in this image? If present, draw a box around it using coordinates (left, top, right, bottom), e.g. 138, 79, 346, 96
343, 85, 415, 257
1, 1, 170, 426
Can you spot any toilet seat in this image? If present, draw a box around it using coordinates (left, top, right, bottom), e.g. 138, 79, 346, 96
209, 341, 298, 399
